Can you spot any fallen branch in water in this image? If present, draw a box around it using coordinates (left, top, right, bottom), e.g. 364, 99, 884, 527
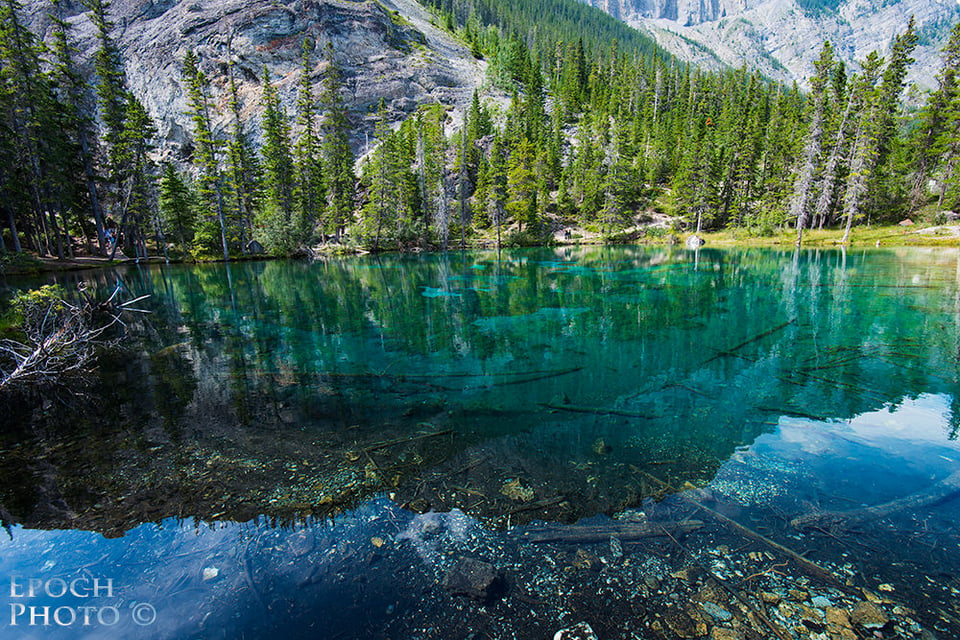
703, 318, 796, 364
539, 403, 654, 419
791, 469, 960, 532
657, 523, 794, 640
637, 469, 851, 592
463, 366, 583, 388
363, 429, 454, 453
518, 519, 704, 544
503, 495, 566, 516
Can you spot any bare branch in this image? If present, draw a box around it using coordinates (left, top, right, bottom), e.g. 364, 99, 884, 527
0, 284, 149, 398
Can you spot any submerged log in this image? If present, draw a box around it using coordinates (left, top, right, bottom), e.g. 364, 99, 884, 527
538, 403, 654, 419
791, 469, 960, 532
703, 318, 796, 364
363, 429, 454, 453
504, 496, 566, 516
636, 470, 850, 591
518, 519, 704, 544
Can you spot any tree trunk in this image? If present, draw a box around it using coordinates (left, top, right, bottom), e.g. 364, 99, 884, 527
77, 126, 106, 254
5, 204, 21, 253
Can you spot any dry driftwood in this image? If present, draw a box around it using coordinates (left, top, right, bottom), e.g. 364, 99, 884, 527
791, 469, 960, 532
518, 519, 704, 544
0, 284, 147, 396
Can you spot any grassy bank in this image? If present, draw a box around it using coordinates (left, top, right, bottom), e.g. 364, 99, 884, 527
696, 223, 960, 248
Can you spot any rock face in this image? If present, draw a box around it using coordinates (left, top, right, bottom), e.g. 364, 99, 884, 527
580, 0, 960, 89
591, 0, 746, 26
22, 0, 484, 157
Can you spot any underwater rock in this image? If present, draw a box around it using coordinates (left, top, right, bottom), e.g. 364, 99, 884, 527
442, 557, 505, 603
287, 530, 315, 557
700, 600, 733, 622
406, 498, 430, 513
710, 628, 743, 640
811, 595, 833, 608
850, 601, 889, 629
663, 607, 708, 637
553, 622, 598, 640
608, 535, 624, 561
825, 606, 856, 640
671, 566, 705, 585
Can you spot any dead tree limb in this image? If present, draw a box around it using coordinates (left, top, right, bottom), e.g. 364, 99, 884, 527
0, 284, 148, 397
791, 469, 960, 532
637, 470, 851, 591
518, 520, 704, 544
704, 318, 796, 364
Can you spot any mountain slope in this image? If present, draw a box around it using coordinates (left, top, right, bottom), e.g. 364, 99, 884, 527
580, 0, 960, 88
24, 0, 486, 155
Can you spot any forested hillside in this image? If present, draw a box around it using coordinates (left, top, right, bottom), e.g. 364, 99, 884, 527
1, 0, 958, 260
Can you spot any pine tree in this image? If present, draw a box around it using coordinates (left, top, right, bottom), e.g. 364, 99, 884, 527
86, 0, 127, 198
295, 39, 324, 243
507, 137, 538, 233
158, 162, 194, 254
258, 65, 298, 253
182, 49, 229, 260
487, 133, 508, 248
224, 61, 259, 251
790, 41, 835, 245
599, 114, 634, 233
910, 21, 960, 210
0, 0, 68, 256
814, 63, 852, 230
364, 100, 394, 250
415, 104, 447, 246
49, 0, 106, 254
840, 52, 884, 244
866, 18, 918, 219
116, 93, 157, 259
320, 44, 354, 240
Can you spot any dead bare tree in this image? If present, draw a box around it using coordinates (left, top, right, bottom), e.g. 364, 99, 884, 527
0, 284, 149, 397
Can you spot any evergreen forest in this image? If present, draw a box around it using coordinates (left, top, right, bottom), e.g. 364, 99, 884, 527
1, 0, 959, 260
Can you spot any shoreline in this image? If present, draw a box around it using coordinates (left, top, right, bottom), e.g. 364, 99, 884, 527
4, 223, 960, 276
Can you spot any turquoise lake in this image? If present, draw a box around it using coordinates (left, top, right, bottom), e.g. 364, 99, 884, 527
1, 245, 959, 639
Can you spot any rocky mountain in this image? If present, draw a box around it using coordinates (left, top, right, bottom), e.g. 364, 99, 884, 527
23, 0, 486, 157
581, 0, 960, 89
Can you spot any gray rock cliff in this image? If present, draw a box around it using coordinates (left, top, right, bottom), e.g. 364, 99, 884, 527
581, 0, 960, 89
23, 0, 485, 158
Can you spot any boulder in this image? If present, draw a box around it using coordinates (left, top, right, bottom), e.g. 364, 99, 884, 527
442, 557, 505, 603
850, 601, 889, 629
